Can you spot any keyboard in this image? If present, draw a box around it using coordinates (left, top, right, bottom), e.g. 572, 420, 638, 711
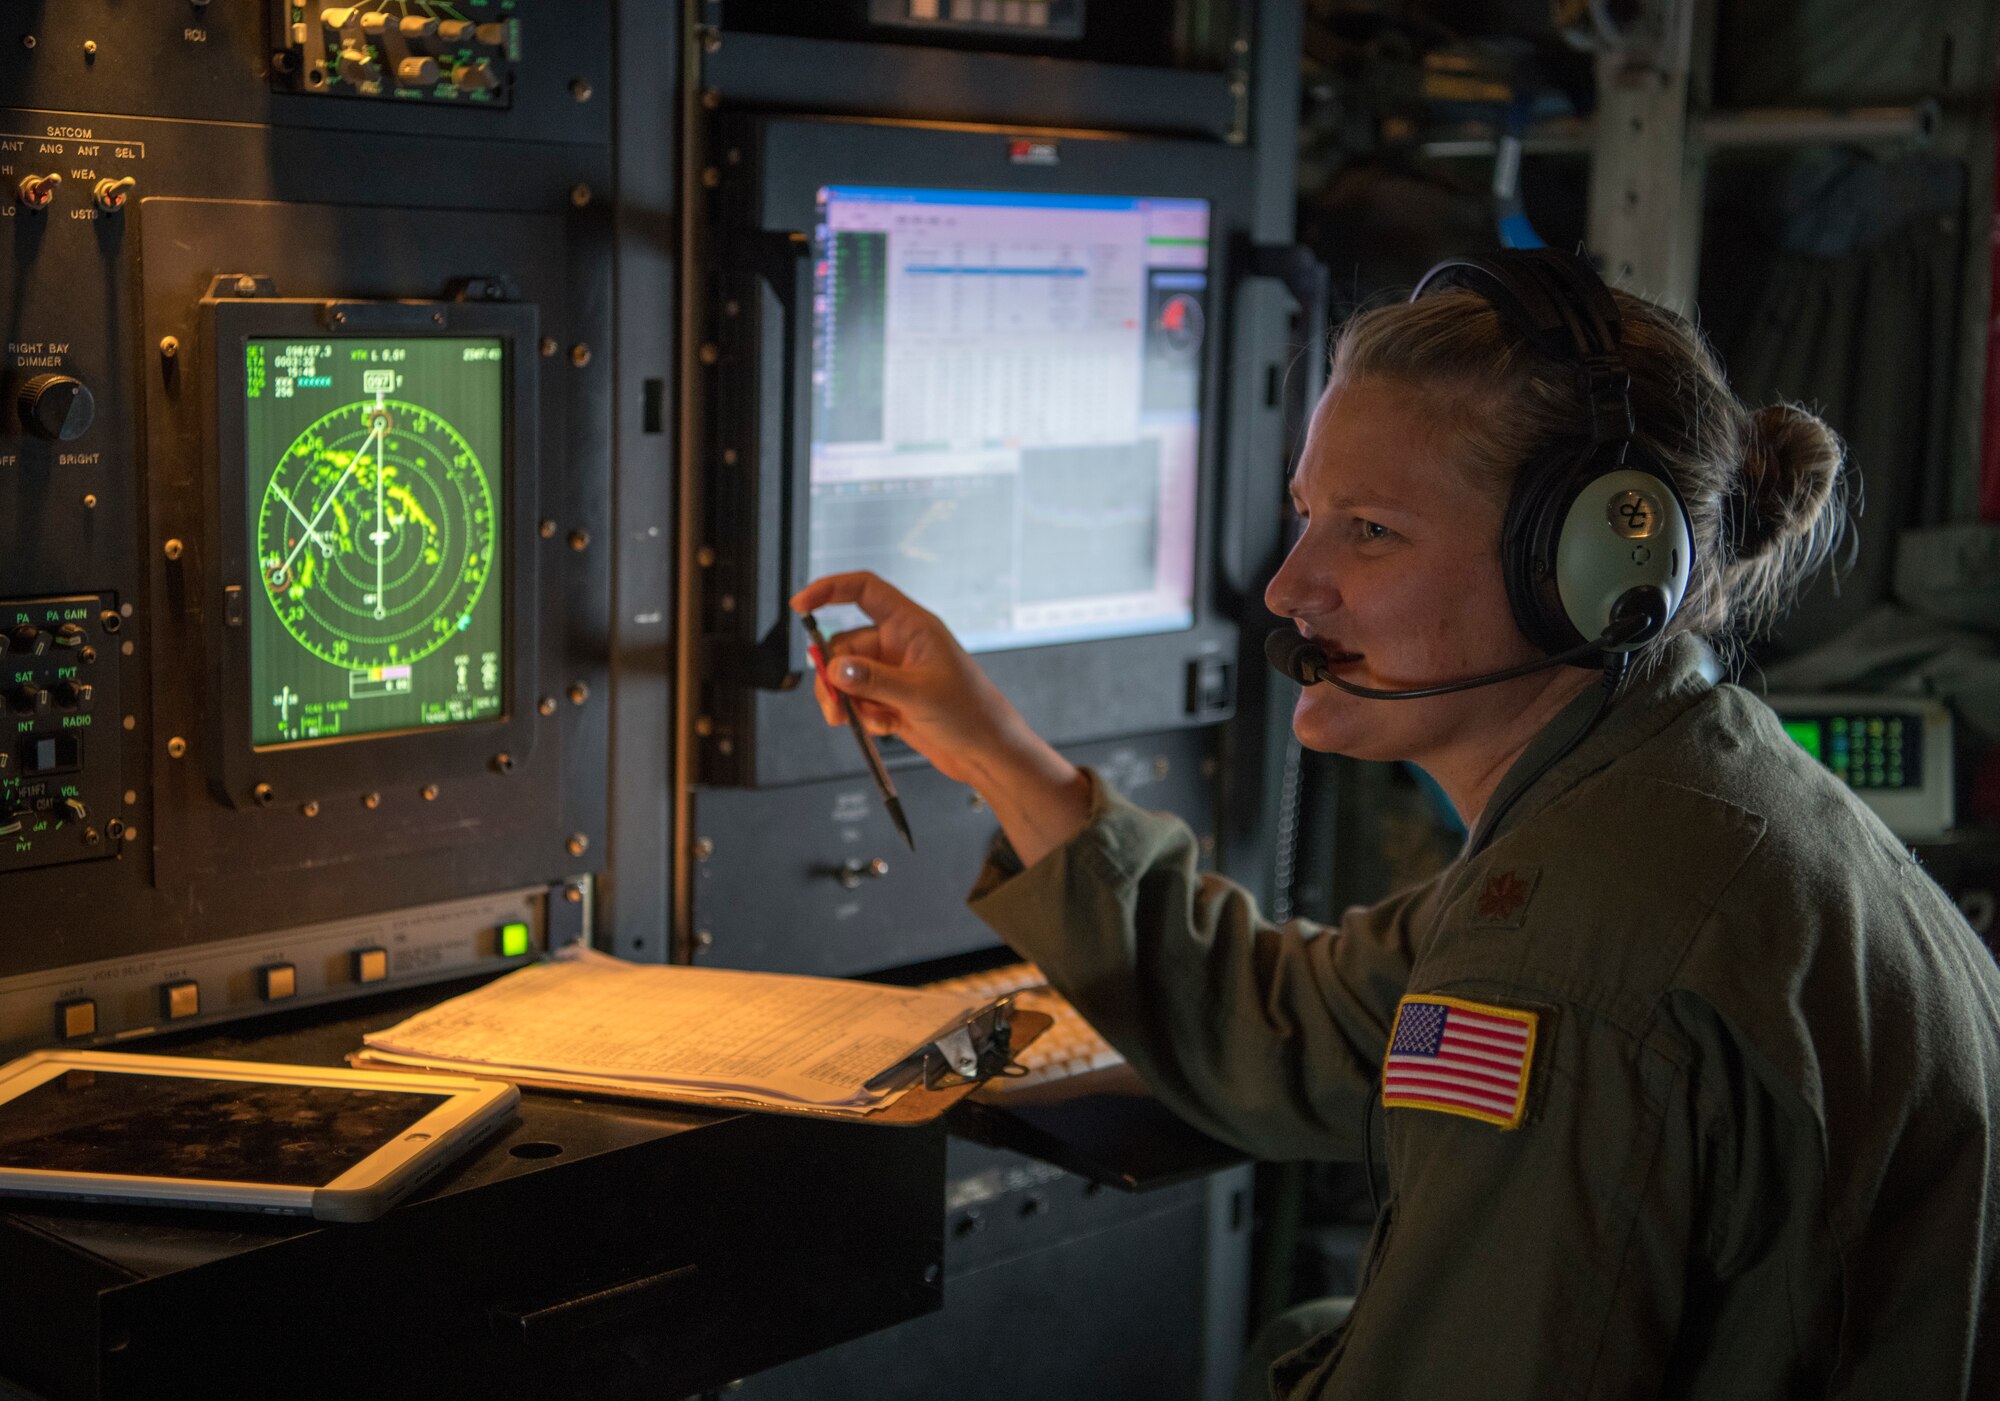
926, 961, 1126, 1092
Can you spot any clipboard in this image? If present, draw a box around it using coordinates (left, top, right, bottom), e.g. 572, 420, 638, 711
348, 1008, 1051, 1127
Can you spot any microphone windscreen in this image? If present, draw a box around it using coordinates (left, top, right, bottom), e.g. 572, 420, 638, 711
1263, 628, 1323, 685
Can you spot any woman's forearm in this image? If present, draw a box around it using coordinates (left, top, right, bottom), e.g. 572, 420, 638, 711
962, 723, 1094, 869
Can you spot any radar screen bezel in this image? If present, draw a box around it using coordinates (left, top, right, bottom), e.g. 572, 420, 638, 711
202, 294, 540, 811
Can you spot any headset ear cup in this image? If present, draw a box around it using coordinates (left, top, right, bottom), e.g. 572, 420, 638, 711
1502, 451, 1594, 656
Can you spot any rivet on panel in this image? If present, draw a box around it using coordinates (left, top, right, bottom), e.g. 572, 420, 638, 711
163, 539, 184, 560
421, 783, 440, 801
538, 696, 557, 716
167, 737, 187, 759
570, 183, 592, 208
570, 343, 592, 367
363, 792, 381, 809
563, 883, 584, 904
82, 494, 96, 509
540, 337, 558, 357
253, 783, 274, 806
568, 529, 590, 552
569, 77, 594, 102
568, 682, 589, 705
158, 336, 179, 359
566, 833, 589, 856
540, 518, 558, 539
300, 800, 320, 818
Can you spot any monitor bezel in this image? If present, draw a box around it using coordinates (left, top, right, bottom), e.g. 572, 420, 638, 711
203, 297, 541, 810
729, 117, 1253, 785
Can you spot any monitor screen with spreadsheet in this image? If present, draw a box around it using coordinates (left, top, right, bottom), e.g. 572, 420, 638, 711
808, 185, 1210, 653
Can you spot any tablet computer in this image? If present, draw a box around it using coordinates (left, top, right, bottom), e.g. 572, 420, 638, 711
0, 1051, 521, 1222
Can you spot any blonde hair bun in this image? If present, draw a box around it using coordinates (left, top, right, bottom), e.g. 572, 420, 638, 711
1734, 403, 1843, 558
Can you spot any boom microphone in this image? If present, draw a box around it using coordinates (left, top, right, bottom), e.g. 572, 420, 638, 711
1262, 591, 1664, 701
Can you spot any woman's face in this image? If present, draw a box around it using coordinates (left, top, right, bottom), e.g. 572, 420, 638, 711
1264, 375, 1555, 764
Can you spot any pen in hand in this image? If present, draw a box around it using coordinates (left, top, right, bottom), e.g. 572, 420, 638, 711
801, 612, 915, 850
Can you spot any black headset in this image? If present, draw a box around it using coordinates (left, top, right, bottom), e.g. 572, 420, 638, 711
1415, 247, 1692, 659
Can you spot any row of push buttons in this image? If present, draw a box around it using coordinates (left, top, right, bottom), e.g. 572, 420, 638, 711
50, 922, 531, 1040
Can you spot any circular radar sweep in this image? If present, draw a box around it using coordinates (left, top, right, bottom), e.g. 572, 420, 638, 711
256, 397, 497, 671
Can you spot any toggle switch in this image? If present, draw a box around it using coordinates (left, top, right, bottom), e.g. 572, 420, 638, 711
93, 177, 136, 214
16, 173, 60, 211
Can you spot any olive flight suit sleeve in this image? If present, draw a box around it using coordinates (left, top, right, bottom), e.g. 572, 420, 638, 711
1274, 986, 1807, 1400
967, 770, 1431, 1160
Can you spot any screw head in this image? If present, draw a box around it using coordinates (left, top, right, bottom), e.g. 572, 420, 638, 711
163, 539, 184, 561
539, 518, 558, 539
82, 494, 96, 510
168, 737, 188, 759
570, 182, 592, 208
563, 883, 584, 904
569, 77, 593, 101
300, 799, 320, 817
568, 682, 589, 706
569, 343, 591, 367
539, 337, 558, 357
568, 528, 590, 552
696, 545, 716, 568
253, 782, 274, 805
701, 166, 721, 189
83, 39, 98, 56
363, 791, 381, 809
694, 837, 715, 861
695, 929, 715, 948
234, 275, 258, 297
491, 752, 514, 774
566, 833, 589, 856
698, 342, 720, 365
421, 783, 440, 801
538, 696, 557, 716
694, 715, 714, 737
159, 336, 180, 359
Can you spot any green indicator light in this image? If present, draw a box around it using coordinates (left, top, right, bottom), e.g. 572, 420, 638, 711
499, 921, 530, 958
1782, 719, 1822, 762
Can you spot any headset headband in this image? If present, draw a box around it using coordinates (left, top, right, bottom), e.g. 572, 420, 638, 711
1411, 249, 1633, 445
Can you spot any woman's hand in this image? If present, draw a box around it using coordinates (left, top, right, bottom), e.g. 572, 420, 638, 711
789, 571, 1092, 866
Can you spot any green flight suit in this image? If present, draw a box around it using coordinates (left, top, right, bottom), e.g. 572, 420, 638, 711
968, 636, 2000, 1398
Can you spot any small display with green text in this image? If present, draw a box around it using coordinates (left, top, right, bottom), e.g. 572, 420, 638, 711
246, 336, 505, 747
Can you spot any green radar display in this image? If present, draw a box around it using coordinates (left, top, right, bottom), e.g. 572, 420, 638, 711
246, 337, 506, 747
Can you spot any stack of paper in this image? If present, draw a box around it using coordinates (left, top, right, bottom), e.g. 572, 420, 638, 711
353, 949, 996, 1114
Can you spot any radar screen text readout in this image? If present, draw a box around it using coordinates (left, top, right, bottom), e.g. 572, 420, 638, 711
245, 337, 505, 747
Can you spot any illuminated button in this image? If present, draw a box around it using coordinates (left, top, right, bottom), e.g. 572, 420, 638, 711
55, 999, 96, 1040
160, 981, 200, 1020
499, 922, 531, 959
353, 947, 389, 984
258, 963, 297, 1002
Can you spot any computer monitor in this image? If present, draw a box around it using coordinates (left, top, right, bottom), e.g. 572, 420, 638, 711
807, 186, 1209, 654
202, 294, 541, 809
713, 116, 1256, 787
244, 335, 507, 746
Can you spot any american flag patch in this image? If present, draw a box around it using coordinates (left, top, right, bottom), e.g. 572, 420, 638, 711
1381, 995, 1538, 1129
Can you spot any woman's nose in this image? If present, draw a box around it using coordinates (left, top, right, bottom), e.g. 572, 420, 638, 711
1265, 531, 1332, 619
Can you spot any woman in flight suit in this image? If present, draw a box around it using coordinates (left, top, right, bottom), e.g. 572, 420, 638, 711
791, 251, 2000, 1399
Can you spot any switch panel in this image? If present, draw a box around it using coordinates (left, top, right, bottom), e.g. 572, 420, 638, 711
273, 2, 519, 106
0, 885, 560, 1055
0, 596, 123, 874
